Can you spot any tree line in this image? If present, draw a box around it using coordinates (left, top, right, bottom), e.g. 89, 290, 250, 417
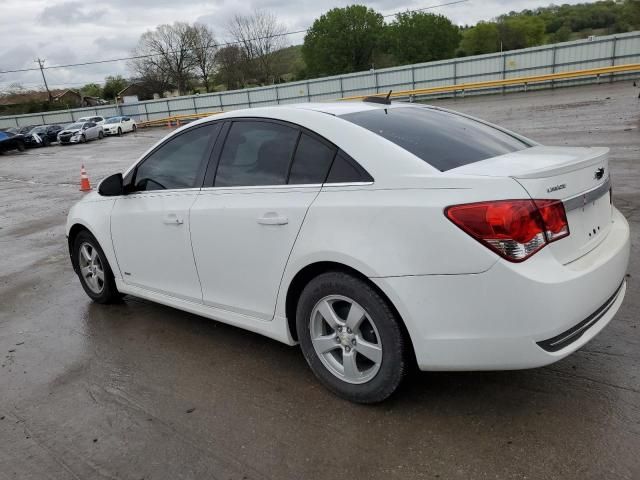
124, 0, 640, 96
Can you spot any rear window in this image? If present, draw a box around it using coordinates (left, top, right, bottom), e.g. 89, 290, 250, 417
340, 106, 531, 172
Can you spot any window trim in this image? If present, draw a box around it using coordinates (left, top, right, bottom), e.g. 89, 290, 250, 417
202, 117, 373, 189
125, 122, 222, 194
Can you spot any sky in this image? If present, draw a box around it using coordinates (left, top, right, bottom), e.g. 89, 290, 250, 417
0, 0, 590, 92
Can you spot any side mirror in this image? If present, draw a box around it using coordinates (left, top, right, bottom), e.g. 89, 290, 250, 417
98, 173, 124, 196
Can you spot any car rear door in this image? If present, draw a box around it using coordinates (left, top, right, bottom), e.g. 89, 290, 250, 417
110, 123, 221, 302
189, 120, 336, 320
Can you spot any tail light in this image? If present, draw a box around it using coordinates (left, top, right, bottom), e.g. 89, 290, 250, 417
445, 199, 569, 262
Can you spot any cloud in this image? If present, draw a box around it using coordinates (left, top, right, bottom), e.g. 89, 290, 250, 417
38, 1, 108, 25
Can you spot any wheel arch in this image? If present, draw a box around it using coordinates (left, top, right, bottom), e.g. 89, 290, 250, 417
284, 261, 417, 365
67, 223, 94, 273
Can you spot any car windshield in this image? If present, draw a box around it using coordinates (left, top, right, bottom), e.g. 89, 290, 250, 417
65, 123, 84, 130
340, 106, 532, 172
105, 118, 121, 124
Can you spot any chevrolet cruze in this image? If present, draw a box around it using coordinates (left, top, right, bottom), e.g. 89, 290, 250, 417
66, 101, 630, 403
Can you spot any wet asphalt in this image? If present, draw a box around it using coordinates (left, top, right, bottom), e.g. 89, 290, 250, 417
0, 82, 639, 479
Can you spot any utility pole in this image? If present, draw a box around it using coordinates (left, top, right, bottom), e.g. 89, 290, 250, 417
35, 58, 52, 102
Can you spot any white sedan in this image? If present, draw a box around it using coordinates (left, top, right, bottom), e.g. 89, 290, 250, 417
78, 116, 106, 125
66, 101, 630, 403
102, 116, 137, 136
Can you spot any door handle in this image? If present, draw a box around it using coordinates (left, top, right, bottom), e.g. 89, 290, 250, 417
163, 213, 184, 225
257, 213, 288, 225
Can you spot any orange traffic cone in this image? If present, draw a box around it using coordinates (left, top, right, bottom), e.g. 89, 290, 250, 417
79, 164, 91, 192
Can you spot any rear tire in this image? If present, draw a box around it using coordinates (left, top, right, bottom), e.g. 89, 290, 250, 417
296, 272, 408, 403
73, 230, 121, 304
16, 141, 25, 152
132, 124, 137, 133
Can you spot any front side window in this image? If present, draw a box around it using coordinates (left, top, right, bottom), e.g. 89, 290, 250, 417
214, 121, 298, 187
134, 124, 219, 191
340, 106, 531, 172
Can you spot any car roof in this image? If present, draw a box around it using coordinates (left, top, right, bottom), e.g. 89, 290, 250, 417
284, 101, 417, 116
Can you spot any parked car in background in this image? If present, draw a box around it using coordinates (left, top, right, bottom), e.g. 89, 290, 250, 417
66, 101, 630, 403
77, 116, 106, 125
58, 122, 103, 144
7, 125, 39, 135
0, 130, 26, 153
24, 125, 63, 147
102, 116, 137, 136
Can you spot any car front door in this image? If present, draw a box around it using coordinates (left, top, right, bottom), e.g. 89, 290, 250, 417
110, 123, 221, 302
189, 120, 337, 320
83, 122, 97, 139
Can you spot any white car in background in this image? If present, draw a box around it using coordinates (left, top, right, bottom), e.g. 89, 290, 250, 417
65, 101, 630, 403
57, 121, 103, 144
102, 116, 137, 136
77, 116, 106, 125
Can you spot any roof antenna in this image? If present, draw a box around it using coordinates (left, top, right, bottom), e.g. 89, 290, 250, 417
362, 90, 393, 105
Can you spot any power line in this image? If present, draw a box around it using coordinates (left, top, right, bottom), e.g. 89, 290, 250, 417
0, 0, 468, 75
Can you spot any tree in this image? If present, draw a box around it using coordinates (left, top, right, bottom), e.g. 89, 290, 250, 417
130, 22, 197, 95
102, 75, 128, 100
227, 10, 288, 84
498, 16, 545, 50
302, 5, 385, 76
386, 12, 460, 64
189, 23, 218, 92
459, 22, 500, 55
80, 83, 102, 98
215, 45, 247, 90
549, 25, 572, 43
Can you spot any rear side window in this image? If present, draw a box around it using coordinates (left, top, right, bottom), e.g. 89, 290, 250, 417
340, 106, 531, 172
215, 121, 298, 187
134, 123, 219, 191
288, 133, 336, 184
326, 151, 372, 183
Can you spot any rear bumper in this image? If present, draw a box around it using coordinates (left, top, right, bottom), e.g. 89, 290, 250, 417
374, 207, 630, 371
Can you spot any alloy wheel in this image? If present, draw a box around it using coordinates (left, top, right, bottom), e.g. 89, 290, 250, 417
309, 295, 383, 384
78, 242, 105, 294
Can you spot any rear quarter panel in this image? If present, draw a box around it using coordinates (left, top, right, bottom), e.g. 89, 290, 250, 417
275, 175, 529, 318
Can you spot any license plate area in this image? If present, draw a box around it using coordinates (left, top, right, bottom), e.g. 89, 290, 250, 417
548, 185, 612, 264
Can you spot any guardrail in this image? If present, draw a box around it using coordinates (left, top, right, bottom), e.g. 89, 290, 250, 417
341, 63, 640, 101
137, 111, 220, 128
136, 63, 640, 128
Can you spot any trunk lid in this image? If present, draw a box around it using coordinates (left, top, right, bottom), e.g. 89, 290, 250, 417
450, 146, 612, 264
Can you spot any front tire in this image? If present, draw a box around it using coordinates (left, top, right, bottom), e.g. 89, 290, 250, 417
296, 272, 408, 403
98, 131, 104, 139
117, 128, 122, 137
73, 230, 121, 304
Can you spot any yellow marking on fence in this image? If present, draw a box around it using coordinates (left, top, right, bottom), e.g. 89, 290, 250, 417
340, 63, 640, 101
